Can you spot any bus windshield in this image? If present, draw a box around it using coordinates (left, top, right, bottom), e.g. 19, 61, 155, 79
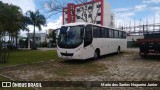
58, 25, 84, 48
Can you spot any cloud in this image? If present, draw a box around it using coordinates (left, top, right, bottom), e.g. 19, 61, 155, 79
20, 16, 62, 37
143, 0, 160, 4
112, 1, 160, 32
150, 6, 160, 14
113, 8, 132, 13
116, 12, 135, 19
0, 0, 62, 37
112, 3, 159, 30
113, 4, 147, 13
41, 16, 62, 31
134, 4, 147, 11
115, 12, 160, 32
0, 0, 36, 14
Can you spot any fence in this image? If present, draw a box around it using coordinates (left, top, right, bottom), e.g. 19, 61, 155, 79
118, 23, 160, 36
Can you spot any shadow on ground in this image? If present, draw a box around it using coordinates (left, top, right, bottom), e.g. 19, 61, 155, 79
59, 52, 122, 65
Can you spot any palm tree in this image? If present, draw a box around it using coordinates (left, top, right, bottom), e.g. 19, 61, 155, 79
22, 16, 30, 48
25, 10, 46, 50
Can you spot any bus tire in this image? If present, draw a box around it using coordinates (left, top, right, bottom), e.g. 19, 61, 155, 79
94, 50, 100, 60
117, 47, 121, 54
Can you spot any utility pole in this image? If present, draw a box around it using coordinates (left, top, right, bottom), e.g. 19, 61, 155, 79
153, 15, 155, 32
115, 17, 117, 28
159, 13, 160, 32
124, 22, 126, 31
119, 22, 122, 30
146, 19, 148, 33
129, 20, 131, 32
139, 19, 141, 35
134, 19, 136, 32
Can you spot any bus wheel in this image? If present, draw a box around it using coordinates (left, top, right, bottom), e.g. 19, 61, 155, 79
94, 50, 100, 60
117, 47, 121, 54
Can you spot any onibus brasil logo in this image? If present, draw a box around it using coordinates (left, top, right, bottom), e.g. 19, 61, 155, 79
1, 82, 42, 87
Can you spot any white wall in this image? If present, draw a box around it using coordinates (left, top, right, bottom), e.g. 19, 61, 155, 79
41, 33, 46, 43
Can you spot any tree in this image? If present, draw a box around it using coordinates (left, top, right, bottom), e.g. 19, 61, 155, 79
22, 16, 30, 48
0, 1, 24, 63
0, 1, 23, 47
44, 0, 101, 23
10, 6, 23, 49
25, 10, 46, 50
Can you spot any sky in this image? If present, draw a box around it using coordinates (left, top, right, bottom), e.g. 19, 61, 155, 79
0, 0, 160, 37
108, 0, 160, 27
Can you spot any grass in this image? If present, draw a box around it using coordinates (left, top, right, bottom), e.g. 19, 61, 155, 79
0, 50, 58, 68
0, 76, 11, 81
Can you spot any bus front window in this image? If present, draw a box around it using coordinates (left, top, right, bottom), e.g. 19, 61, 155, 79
58, 25, 84, 48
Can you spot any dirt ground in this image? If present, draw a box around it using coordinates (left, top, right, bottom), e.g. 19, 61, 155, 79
0, 48, 160, 90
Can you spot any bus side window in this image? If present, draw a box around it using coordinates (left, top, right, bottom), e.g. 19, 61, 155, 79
109, 29, 114, 38
93, 26, 101, 38
122, 32, 126, 38
119, 31, 122, 38
84, 25, 93, 47
114, 30, 119, 38
101, 27, 105, 38
105, 28, 109, 38
102, 28, 109, 38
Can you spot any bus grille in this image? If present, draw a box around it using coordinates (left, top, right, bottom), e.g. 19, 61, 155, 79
61, 53, 74, 56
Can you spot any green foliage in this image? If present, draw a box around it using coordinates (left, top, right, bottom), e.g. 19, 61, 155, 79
0, 1, 23, 33
0, 1, 24, 63
40, 42, 48, 47
25, 10, 47, 50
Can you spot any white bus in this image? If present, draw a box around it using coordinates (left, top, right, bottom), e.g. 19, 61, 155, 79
57, 22, 127, 60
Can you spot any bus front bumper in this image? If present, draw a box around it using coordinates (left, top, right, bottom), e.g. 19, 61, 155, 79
57, 50, 86, 60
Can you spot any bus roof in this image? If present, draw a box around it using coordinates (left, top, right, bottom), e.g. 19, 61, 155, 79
62, 22, 126, 32
62, 22, 91, 26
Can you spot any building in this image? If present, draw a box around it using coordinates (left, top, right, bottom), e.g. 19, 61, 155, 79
62, 0, 115, 28
27, 33, 48, 46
